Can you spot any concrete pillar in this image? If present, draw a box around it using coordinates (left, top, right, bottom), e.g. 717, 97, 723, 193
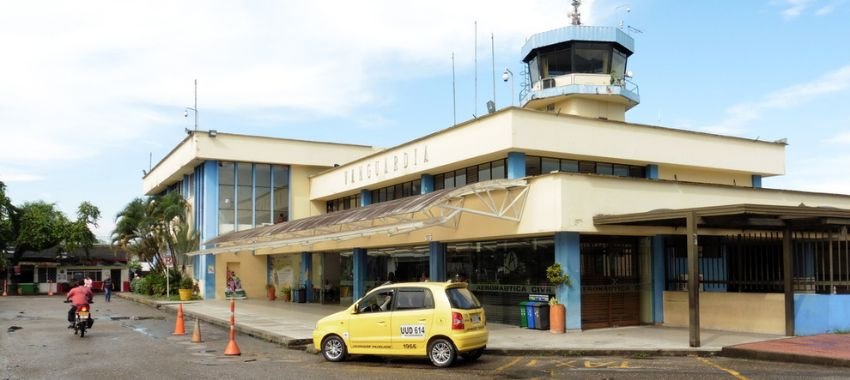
421, 174, 434, 194
752, 175, 762, 188
360, 189, 372, 207
652, 236, 665, 324
353, 248, 367, 300
555, 232, 581, 330
301, 252, 312, 302
429, 242, 447, 282
507, 152, 526, 179
202, 160, 219, 299
646, 164, 659, 180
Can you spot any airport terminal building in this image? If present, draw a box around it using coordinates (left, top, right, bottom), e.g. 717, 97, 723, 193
143, 22, 850, 345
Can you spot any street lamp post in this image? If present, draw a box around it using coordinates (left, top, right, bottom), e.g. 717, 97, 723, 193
184, 79, 198, 131
502, 68, 514, 107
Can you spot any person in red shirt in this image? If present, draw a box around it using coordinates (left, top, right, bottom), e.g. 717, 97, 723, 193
66, 280, 93, 328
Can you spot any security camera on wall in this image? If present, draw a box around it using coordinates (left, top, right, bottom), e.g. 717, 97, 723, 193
502, 72, 510, 82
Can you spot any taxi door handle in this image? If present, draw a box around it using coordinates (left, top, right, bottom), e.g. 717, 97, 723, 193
418, 319, 427, 322
377, 320, 387, 326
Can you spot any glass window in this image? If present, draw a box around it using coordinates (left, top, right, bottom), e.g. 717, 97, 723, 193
492, 160, 506, 180
434, 174, 445, 190
454, 169, 466, 187
412, 179, 421, 195
255, 164, 271, 226
446, 288, 481, 309
543, 49, 572, 77
612, 49, 627, 83
528, 56, 541, 82
358, 289, 394, 313
561, 160, 579, 172
218, 162, 235, 234
379, 188, 387, 203
579, 161, 595, 173
525, 156, 541, 176
394, 184, 403, 200
542, 158, 560, 173
574, 43, 610, 74
478, 162, 491, 182
444, 172, 455, 189
236, 163, 253, 230
396, 289, 434, 310
466, 166, 478, 184
613, 164, 630, 177
596, 163, 613, 175
630, 166, 645, 178
402, 182, 411, 197
273, 165, 289, 223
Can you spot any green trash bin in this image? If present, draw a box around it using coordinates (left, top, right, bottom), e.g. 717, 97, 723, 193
519, 301, 529, 328
18, 283, 35, 295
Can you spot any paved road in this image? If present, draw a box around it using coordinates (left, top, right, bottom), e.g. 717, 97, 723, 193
1, 296, 847, 380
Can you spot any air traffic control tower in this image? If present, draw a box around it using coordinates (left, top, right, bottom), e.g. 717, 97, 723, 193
519, 5, 639, 122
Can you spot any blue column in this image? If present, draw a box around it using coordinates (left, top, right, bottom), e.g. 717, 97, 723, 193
353, 248, 367, 301
646, 164, 659, 180
555, 232, 581, 330
507, 152, 526, 179
752, 175, 762, 188
652, 236, 665, 324
421, 174, 434, 194
202, 160, 219, 299
429, 242, 447, 282
360, 189, 372, 207
301, 252, 313, 302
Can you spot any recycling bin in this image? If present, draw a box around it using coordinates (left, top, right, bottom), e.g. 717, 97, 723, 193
532, 302, 550, 330
18, 283, 35, 295
526, 302, 537, 329
519, 301, 529, 328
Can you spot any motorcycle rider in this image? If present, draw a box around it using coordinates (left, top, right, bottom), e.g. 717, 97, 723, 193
66, 280, 93, 328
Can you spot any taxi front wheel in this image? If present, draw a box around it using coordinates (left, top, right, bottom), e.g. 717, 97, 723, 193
322, 335, 347, 362
428, 338, 457, 367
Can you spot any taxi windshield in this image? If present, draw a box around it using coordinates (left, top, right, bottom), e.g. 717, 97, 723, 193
446, 287, 481, 309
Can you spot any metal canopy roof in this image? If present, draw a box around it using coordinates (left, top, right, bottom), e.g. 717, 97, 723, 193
190, 178, 529, 256
594, 203, 850, 231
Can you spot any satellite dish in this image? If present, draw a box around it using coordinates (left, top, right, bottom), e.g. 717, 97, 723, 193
625, 70, 634, 78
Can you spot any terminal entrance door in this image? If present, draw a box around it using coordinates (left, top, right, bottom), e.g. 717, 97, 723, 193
580, 237, 641, 329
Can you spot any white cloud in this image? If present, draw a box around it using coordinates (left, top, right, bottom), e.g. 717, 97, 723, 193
701, 65, 850, 135
0, 1, 596, 170
825, 131, 850, 144
0, 172, 45, 182
780, 0, 814, 18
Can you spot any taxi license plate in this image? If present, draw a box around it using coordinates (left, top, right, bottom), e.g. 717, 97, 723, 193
79, 312, 89, 318
471, 314, 480, 324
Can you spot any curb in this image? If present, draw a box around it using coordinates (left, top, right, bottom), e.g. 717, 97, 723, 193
720, 347, 850, 368
117, 293, 310, 349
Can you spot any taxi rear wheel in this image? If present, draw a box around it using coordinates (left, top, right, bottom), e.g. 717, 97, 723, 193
322, 335, 347, 362
428, 338, 456, 367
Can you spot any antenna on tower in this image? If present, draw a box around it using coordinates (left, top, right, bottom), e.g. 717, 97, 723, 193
570, 0, 582, 25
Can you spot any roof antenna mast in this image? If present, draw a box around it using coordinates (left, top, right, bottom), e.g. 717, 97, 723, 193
570, 0, 582, 25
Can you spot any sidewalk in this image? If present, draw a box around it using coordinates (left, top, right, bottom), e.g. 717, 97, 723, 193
117, 293, 850, 366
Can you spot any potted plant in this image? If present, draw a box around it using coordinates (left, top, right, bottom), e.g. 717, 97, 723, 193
178, 277, 194, 301
546, 263, 571, 334
266, 284, 277, 301
280, 286, 291, 302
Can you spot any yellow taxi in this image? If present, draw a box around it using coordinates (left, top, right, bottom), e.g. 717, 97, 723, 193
312, 281, 488, 367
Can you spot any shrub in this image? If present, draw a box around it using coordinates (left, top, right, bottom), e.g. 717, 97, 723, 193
180, 276, 194, 290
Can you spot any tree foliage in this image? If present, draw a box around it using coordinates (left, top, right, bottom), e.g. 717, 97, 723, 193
111, 191, 197, 274
0, 181, 101, 266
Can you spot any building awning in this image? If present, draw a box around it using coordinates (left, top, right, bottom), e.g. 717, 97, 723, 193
189, 178, 528, 256
594, 203, 850, 231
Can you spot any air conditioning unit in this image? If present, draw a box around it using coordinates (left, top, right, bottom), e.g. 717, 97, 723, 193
542, 78, 556, 89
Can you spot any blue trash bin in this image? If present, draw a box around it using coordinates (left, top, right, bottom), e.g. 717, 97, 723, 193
526, 302, 537, 329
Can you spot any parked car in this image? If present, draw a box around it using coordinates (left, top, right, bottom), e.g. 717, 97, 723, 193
312, 281, 488, 367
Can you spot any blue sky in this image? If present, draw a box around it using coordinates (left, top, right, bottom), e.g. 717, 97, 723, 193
1, 0, 850, 240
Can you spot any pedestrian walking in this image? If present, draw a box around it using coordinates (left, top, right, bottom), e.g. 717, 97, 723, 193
103, 276, 113, 302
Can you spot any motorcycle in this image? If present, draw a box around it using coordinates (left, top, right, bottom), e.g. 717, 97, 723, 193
64, 300, 94, 337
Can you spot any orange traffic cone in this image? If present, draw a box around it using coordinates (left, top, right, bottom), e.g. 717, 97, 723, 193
191, 318, 203, 343
172, 303, 186, 335
223, 297, 241, 356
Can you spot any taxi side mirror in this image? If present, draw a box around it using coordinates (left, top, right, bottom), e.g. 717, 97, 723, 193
351, 303, 360, 314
